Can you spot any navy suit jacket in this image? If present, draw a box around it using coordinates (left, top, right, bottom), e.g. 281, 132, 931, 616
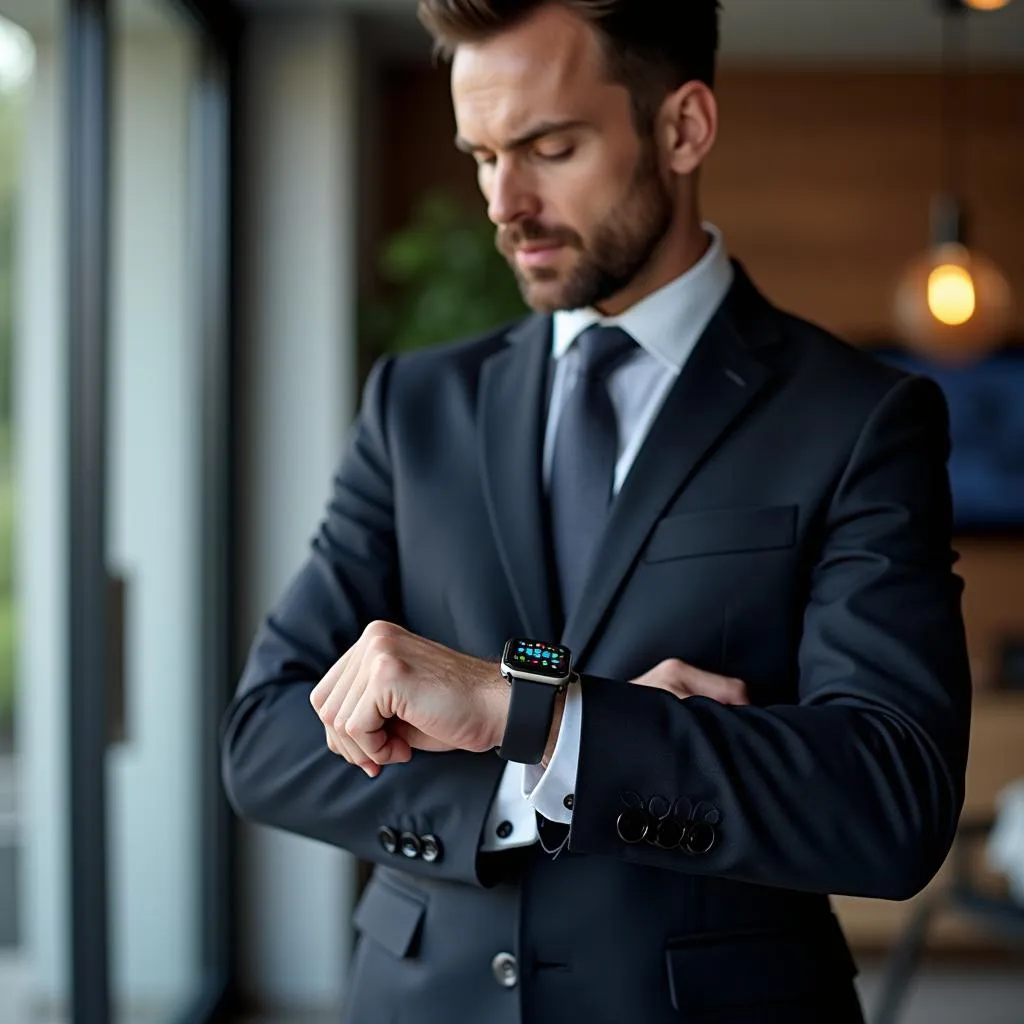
221, 265, 971, 1024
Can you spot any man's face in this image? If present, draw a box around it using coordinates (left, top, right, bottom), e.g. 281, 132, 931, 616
451, 5, 674, 313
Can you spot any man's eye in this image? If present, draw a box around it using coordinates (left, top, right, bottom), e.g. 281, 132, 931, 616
537, 148, 574, 162
475, 154, 497, 168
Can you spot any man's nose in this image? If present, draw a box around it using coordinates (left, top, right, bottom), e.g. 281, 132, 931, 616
486, 162, 539, 226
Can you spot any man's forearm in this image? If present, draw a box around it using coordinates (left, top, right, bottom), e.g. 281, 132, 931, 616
222, 678, 507, 886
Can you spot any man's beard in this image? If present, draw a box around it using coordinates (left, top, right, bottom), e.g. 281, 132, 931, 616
496, 143, 673, 313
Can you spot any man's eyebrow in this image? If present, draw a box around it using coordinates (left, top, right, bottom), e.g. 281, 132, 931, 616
454, 119, 589, 154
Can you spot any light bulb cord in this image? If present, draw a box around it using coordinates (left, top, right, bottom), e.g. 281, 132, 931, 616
940, 4, 968, 206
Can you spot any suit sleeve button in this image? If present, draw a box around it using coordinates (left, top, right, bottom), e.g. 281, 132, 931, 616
647, 795, 671, 820
616, 808, 649, 844
377, 826, 398, 855
654, 819, 685, 850
420, 834, 443, 863
683, 820, 717, 855
399, 832, 422, 859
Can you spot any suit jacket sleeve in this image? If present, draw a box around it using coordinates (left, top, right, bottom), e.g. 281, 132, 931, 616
568, 374, 972, 901
220, 356, 505, 886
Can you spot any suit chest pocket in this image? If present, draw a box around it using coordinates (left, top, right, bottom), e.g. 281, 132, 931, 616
643, 505, 797, 564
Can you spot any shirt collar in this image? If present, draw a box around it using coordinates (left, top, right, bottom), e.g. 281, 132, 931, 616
551, 222, 733, 372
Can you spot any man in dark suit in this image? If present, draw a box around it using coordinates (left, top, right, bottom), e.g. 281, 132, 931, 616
220, 2, 972, 1021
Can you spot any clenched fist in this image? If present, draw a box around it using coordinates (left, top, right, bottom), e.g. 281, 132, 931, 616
309, 621, 507, 777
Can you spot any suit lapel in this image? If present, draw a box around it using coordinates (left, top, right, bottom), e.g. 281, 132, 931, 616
478, 314, 558, 641
561, 267, 780, 665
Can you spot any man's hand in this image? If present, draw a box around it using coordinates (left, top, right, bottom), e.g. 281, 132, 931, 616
309, 621, 507, 777
631, 659, 750, 705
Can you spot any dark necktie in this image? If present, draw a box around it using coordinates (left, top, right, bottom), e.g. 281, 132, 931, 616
549, 325, 636, 619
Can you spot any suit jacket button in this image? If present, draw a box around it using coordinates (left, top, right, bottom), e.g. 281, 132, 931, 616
491, 952, 518, 989
616, 808, 649, 844
420, 834, 443, 863
400, 832, 422, 859
683, 820, 717, 855
377, 826, 398, 855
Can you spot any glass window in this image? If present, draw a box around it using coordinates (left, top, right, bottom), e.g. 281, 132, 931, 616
0, 2, 231, 1020
107, 0, 213, 1018
0, 3, 68, 1021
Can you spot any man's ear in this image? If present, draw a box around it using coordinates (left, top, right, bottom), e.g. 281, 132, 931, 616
659, 80, 717, 177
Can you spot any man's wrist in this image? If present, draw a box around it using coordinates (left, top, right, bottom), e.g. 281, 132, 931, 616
488, 664, 511, 750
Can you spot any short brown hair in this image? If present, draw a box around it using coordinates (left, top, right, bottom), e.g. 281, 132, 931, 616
417, 0, 721, 132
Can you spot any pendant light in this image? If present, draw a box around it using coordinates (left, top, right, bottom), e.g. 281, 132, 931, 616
892, 0, 1015, 364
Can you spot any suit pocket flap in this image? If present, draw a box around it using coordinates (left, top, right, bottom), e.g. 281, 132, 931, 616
665, 927, 857, 1012
352, 877, 426, 959
644, 505, 797, 563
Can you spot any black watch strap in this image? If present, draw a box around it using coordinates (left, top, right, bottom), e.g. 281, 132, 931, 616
497, 677, 563, 765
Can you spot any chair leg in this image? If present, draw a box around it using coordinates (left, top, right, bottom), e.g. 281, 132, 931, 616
870, 893, 946, 1024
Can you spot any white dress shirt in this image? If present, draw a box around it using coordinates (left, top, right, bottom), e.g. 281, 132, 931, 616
481, 223, 734, 851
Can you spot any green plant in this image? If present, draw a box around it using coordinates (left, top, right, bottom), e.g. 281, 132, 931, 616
363, 192, 527, 356
0, 592, 15, 743
0, 86, 25, 746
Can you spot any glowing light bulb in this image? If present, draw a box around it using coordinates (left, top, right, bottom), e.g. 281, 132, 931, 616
894, 242, 1014, 365
927, 264, 976, 325
963, 0, 1012, 10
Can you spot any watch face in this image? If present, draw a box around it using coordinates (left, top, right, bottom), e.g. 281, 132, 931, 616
504, 639, 572, 679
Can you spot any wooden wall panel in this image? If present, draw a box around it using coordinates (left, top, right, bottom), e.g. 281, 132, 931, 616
957, 539, 1024, 691
704, 70, 1024, 341
376, 63, 476, 242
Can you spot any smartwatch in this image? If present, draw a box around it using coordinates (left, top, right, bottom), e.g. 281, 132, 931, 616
496, 638, 575, 765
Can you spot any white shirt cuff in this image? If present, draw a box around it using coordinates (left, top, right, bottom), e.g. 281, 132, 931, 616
522, 679, 581, 825
479, 760, 539, 851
